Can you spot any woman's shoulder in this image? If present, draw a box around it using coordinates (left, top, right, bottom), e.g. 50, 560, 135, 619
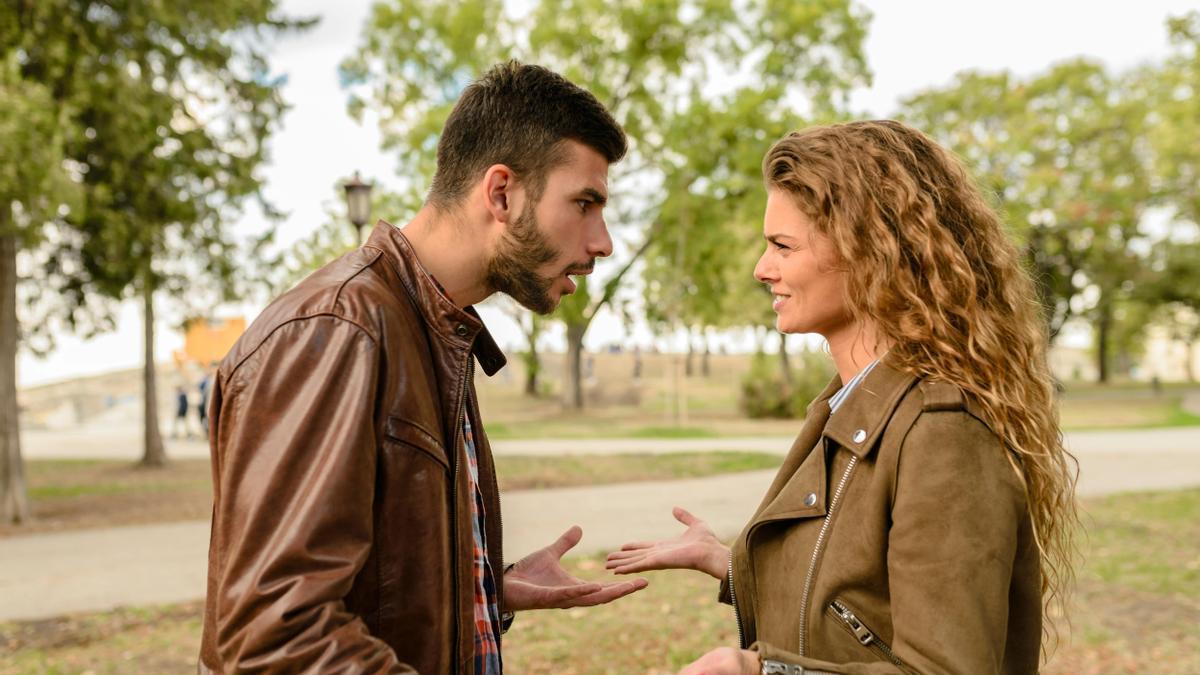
882, 377, 1021, 484
881, 373, 990, 422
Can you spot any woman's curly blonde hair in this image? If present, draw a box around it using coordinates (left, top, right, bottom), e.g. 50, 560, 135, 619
763, 119, 1079, 652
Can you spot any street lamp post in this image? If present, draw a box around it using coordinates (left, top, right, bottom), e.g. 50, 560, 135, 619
342, 172, 374, 245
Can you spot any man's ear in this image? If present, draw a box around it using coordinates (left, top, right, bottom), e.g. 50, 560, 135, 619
482, 164, 517, 224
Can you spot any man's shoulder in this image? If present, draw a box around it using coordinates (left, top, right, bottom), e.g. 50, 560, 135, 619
222, 248, 416, 374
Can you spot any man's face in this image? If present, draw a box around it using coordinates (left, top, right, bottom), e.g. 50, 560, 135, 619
485, 140, 613, 314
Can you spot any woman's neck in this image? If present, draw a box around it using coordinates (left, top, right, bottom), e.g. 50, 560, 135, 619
826, 322, 890, 384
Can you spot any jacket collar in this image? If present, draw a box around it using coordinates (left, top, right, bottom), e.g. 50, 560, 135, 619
363, 219, 507, 376
821, 352, 920, 458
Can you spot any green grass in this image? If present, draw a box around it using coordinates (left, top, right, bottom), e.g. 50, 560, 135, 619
28, 481, 204, 500
495, 451, 779, 491
1078, 488, 1200, 598
628, 425, 718, 439
1165, 405, 1200, 428
19, 459, 211, 501
1047, 394, 1200, 431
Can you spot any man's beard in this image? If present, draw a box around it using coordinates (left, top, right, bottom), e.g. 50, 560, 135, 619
485, 202, 578, 315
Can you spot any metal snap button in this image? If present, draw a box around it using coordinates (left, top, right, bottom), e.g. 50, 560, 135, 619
455, 323, 469, 337
804, 492, 817, 507
853, 429, 867, 443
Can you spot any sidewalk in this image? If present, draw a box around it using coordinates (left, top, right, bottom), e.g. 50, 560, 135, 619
3, 439, 1200, 622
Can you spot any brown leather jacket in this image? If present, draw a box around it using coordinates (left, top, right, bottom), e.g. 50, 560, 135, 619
722, 357, 1042, 674
200, 221, 507, 673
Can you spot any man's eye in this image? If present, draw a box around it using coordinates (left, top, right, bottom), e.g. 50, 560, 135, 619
576, 200, 590, 213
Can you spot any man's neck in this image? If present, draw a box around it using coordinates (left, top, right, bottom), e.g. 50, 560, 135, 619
400, 205, 492, 308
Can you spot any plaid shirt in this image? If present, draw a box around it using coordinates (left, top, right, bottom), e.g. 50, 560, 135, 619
464, 411, 502, 674
424, 274, 502, 673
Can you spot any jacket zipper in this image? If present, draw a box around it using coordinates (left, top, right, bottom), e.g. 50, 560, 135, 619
728, 553, 746, 648
797, 454, 858, 657
450, 354, 473, 673
829, 599, 904, 667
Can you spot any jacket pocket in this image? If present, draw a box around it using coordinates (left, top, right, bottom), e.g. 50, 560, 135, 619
827, 598, 907, 669
384, 416, 450, 471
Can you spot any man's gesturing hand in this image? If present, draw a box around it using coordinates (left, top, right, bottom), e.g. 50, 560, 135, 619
605, 507, 730, 580
504, 525, 649, 611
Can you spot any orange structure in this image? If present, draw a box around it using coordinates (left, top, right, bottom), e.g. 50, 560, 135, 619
179, 317, 246, 366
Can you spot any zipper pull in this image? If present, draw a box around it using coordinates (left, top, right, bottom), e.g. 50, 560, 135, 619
833, 602, 876, 646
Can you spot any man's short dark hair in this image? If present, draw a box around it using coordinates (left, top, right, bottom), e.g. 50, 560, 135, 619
428, 61, 627, 209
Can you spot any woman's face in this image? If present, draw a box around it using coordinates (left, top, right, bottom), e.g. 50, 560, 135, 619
753, 190, 853, 339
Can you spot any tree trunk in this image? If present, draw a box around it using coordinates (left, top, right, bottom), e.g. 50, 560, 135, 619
0, 230, 30, 524
1095, 303, 1112, 384
674, 350, 688, 425
522, 315, 542, 397
1187, 336, 1197, 384
754, 327, 768, 356
141, 279, 167, 467
778, 333, 793, 386
701, 334, 711, 378
564, 321, 586, 409
685, 332, 695, 378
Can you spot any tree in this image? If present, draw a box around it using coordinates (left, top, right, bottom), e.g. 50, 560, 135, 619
1138, 12, 1200, 381
0, 51, 83, 523
340, 0, 871, 408
901, 60, 1155, 382
2, 1, 310, 521
1141, 242, 1200, 380
1148, 12, 1200, 229
495, 298, 548, 397
639, 88, 820, 391
23, 3, 311, 466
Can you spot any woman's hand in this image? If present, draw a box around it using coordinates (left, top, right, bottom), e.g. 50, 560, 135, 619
605, 507, 730, 580
679, 647, 761, 675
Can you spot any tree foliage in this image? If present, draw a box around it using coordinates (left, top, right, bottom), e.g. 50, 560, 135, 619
341, 0, 871, 406
900, 59, 1155, 382
1, 1, 310, 516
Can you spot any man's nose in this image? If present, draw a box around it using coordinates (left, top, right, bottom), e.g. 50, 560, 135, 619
588, 217, 614, 259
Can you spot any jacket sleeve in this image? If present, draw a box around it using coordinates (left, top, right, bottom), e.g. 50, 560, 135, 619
751, 410, 1027, 675
209, 316, 415, 673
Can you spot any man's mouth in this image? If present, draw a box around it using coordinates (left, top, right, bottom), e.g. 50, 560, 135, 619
565, 264, 595, 277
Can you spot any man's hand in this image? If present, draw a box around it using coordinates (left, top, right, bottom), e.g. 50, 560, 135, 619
504, 525, 648, 611
679, 647, 761, 675
605, 507, 730, 580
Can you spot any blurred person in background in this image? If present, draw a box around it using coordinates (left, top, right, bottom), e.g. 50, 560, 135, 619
196, 369, 211, 438
171, 385, 191, 439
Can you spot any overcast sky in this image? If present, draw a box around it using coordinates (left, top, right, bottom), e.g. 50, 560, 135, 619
18, 0, 1197, 387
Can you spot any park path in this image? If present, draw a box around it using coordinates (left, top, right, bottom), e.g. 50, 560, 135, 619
2, 427, 1199, 622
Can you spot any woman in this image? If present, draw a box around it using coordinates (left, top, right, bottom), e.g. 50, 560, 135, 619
606, 120, 1077, 674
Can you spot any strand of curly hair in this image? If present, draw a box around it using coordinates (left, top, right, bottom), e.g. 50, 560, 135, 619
763, 119, 1080, 657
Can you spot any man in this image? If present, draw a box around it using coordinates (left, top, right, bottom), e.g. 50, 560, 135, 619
200, 61, 646, 673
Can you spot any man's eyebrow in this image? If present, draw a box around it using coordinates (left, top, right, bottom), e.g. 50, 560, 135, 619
577, 187, 607, 206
